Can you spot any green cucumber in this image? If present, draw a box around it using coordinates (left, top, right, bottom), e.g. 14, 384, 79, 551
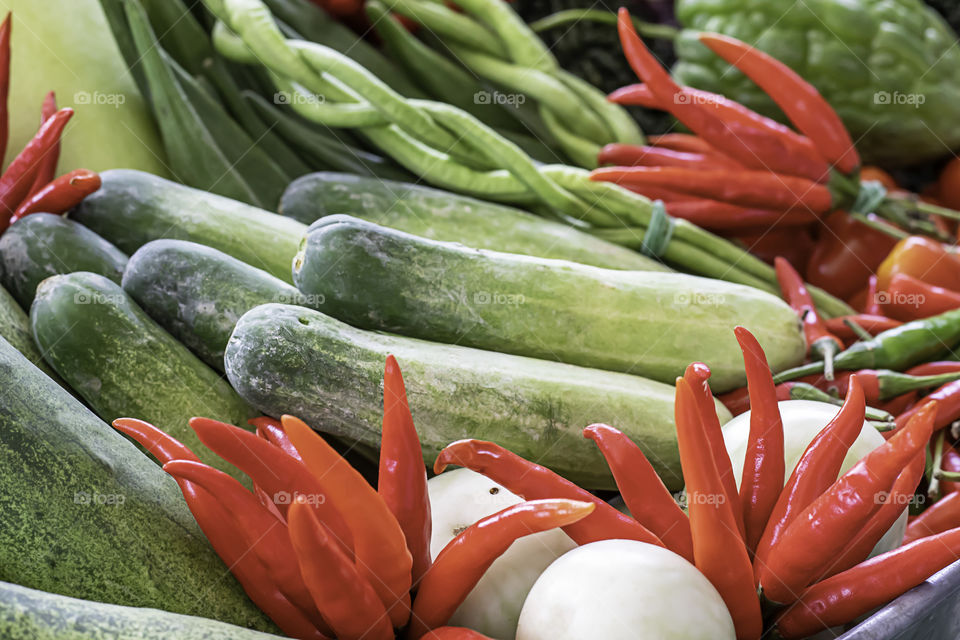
280, 172, 669, 271
71, 170, 305, 283
294, 216, 805, 393
0, 282, 59, 381
0, 336, 273, 630
0, 213, 128, 308
31, 272, 256, 482
123, 239, 318, 372
225, 303, 734, 490
0, 581, 285, 640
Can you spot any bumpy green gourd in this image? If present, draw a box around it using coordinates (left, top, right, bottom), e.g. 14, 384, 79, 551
673, 0, 960, 165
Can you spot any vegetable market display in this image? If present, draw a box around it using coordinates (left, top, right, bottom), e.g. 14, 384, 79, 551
2, 0, 960, 639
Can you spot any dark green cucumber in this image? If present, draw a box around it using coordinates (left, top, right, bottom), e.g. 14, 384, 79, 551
0, 336, 273, 631
294, 216, 805, 392
31, 272, 256, 482
0, 581, 285, 640
279, 172, 670, 271
225, 303, 734, 490
0, 282, 59, 381
123, 239, 319, 372
71, 170, 305, 283
0, 213, 128, 307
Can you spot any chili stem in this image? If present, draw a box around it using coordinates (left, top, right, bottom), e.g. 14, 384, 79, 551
843, 318, 875, 342
848, 212, 909, 240
530, 9, 679, 41
930, 430, 946, 500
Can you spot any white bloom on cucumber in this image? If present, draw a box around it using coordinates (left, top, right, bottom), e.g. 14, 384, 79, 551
428, 468, 576, 640
721, 400, 908, 556
516, 540, 736, 640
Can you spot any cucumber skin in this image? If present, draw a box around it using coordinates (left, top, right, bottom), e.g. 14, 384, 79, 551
225, 304, 734, 490
71, 169, 305, 283
123, 239, 316, 372
0, 337, 274, 631
0, 282, 59, 381
279, 172, 670, 272
295, 217, 806, 393
30, 272, 256, 482
0, 213, 128, 307
0, 582, 285, 640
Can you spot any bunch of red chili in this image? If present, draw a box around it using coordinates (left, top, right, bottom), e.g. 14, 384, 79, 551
0, 13, 101, 234
438, 328, 960, 640
114, 355, 593, 640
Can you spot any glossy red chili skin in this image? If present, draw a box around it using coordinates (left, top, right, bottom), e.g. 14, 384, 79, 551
806, 211, 899, 300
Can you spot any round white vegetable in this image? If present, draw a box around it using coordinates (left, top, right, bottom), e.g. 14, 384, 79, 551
516, 540, 735, 640
428, 468, 576, 640
722, 400, 908, 555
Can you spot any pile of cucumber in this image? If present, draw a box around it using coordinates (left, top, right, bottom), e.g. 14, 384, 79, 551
0, 168, 805, 633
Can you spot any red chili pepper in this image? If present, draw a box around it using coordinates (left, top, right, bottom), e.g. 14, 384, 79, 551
886, 273, 960, 321
287, 497, 394, 640
824, 314, 903, 341
941, 445, 960, 495
408, 499, 595, 639
664, 199, 817, 232
806, 212, 900, 300
591, 166, 834, 213
675, 378, 763, 640
907, 361, 960, 377
26, 91, 59, 199
822, 450, 926, 578
775, 526, 960, 638
646, 133, 723, 156
422, 628, 495, 640
697, 33, 859, 174
796, 368, 960, 404
904, 491, 960, 543
752, 376, 867, 579
0, 108, 72, 230
895, 380, 960, 432
250, 416, 303, 462
863, 275, 882, 315
164, 460, 330, 634
113, 419, 330, 639
434, 439, 664, 547
379, 355, 432, 585
876, 390, 916, 416
597, 143, 740, 170
10, 169, 101, 223
583, 423, 693, 562
623, 184, 699, 203
734, 327, 786, 555
283, 415, 412, 628
759, 402, 936, 604
683, 362, 745, 539
615, 10, 829, 183
775, 257, 843, 378
0, 13, 10, 166
188, 417, 355, 558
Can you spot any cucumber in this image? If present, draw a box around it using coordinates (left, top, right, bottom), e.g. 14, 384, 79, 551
31, 272, 256, 482
225, 303, 734, 490
0, 282, 59, 381
123, 239, 318, 372
0, 213, 128, 308
71, 170, 306, 283
294, 216, 806, 393
0, 336, 274, 631
280, 172, 669, 271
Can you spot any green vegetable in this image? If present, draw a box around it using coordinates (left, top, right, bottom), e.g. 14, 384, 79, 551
0, 214, 128, 308
0, 336, 273, 630
280, 172, 670, 271
31, 272, 256, 482
673, 0, 960, 165
294, 216, 805, 392
0, 283, 59, 381
71, 170, 305, 284
123, 239, 317, 372
6, 0, 168, 175
226, 303, 734, 490
0, 581, 285, 640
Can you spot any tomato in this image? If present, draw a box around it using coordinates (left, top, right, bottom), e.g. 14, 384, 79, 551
938, 156, 960, 211
875, 236, 960, 292
737, 227, 815, 274
806, 211, 899, 300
